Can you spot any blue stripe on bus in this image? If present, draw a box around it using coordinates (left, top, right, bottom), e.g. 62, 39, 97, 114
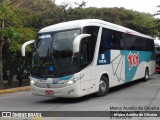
59, 75, 73, 81
31, 76, 47, 80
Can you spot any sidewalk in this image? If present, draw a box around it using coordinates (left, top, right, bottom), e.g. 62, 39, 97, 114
0, 86, 30, 94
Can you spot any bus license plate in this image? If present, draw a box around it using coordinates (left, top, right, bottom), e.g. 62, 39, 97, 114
45, 90, 54, 95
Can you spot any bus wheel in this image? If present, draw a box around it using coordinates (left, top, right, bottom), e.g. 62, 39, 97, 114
96, 76, 109, 97
144, 68, 149, 81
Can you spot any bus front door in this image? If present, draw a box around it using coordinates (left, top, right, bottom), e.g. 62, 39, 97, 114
80, 38, 95, 95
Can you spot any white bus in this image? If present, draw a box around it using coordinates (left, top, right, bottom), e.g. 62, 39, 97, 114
22, 19, 155, 97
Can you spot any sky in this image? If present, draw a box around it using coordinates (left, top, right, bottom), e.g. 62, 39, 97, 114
55, 0, 160, 17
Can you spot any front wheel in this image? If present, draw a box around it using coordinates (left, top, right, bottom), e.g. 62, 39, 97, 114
96, 76, 109, 97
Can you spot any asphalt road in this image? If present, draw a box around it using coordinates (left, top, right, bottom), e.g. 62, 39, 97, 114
0, 74, 160, 120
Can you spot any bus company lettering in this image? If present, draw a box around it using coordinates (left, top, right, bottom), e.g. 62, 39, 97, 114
128, 52, 139, 70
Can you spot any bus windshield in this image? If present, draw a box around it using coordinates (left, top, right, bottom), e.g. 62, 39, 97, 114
32, 29, 80, 78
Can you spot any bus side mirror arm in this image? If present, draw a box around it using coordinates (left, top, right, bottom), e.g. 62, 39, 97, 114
73, 34, 91, 53
21, 40, 35, 56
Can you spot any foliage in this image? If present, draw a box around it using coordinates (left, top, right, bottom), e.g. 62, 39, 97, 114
3, 27, 36, 56
154, 19, 160, 37
0, 1, 36, 87
11, 0, 63, 29
0, 3, 22, 28
154, 5, 160, 37
0, 2, 36, 58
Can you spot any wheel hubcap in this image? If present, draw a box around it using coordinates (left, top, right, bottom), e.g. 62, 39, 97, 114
146, 71, 149, 79
99, 80, 106, 93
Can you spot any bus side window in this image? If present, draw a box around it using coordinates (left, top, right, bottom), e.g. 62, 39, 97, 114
121, 34, 136, 50
103, 31, 112, 49
99, 29, 124, 52
112, 31, 122, 49
99, 28, 112, 54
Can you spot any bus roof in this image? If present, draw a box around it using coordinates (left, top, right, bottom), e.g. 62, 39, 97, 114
39, 19, 153, 39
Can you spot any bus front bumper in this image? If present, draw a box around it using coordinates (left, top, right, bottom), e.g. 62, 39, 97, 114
31, 82, 80, 98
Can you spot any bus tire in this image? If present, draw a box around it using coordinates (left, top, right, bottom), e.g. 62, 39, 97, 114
143, 68, 149, 81
96, 76, 109, 97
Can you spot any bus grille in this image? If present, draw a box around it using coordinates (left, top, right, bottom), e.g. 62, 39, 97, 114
34, 83, 66, 88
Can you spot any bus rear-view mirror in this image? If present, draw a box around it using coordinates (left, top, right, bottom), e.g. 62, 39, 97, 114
73, 34, 91, 53
21, 40, 35, 57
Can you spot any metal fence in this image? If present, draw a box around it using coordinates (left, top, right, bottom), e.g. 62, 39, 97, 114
2, 58, 32, 89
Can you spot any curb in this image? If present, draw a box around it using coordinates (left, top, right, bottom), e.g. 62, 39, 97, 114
0, 86, 31, 94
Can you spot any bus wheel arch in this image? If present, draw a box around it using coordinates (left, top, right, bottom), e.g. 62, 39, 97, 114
144, 67, 149, 81
96, 74, 109, 97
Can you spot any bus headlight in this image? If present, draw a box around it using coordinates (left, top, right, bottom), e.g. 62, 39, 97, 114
30, 79, 37, 85
30, 80, 35, 84
58, 77, 79, 86
67, 80, 74, 85
67, 77, 79, 85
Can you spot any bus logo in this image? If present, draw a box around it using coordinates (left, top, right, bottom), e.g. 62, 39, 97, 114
49, 66, 54, 72
47, 84, 50, 88
99, 54, 107, 64
53, 78, 60, 83
128, 52, 139, 70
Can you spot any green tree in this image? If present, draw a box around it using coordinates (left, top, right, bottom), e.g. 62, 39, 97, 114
154, 5, 160, 37
154, 19, 160, 37
11, 0, 63, 29
0, 1, 36, 88
0, 1, 17, 89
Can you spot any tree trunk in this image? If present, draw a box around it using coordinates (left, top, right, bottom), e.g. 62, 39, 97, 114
0, 41, 3, 89
0, 11, 5, 89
